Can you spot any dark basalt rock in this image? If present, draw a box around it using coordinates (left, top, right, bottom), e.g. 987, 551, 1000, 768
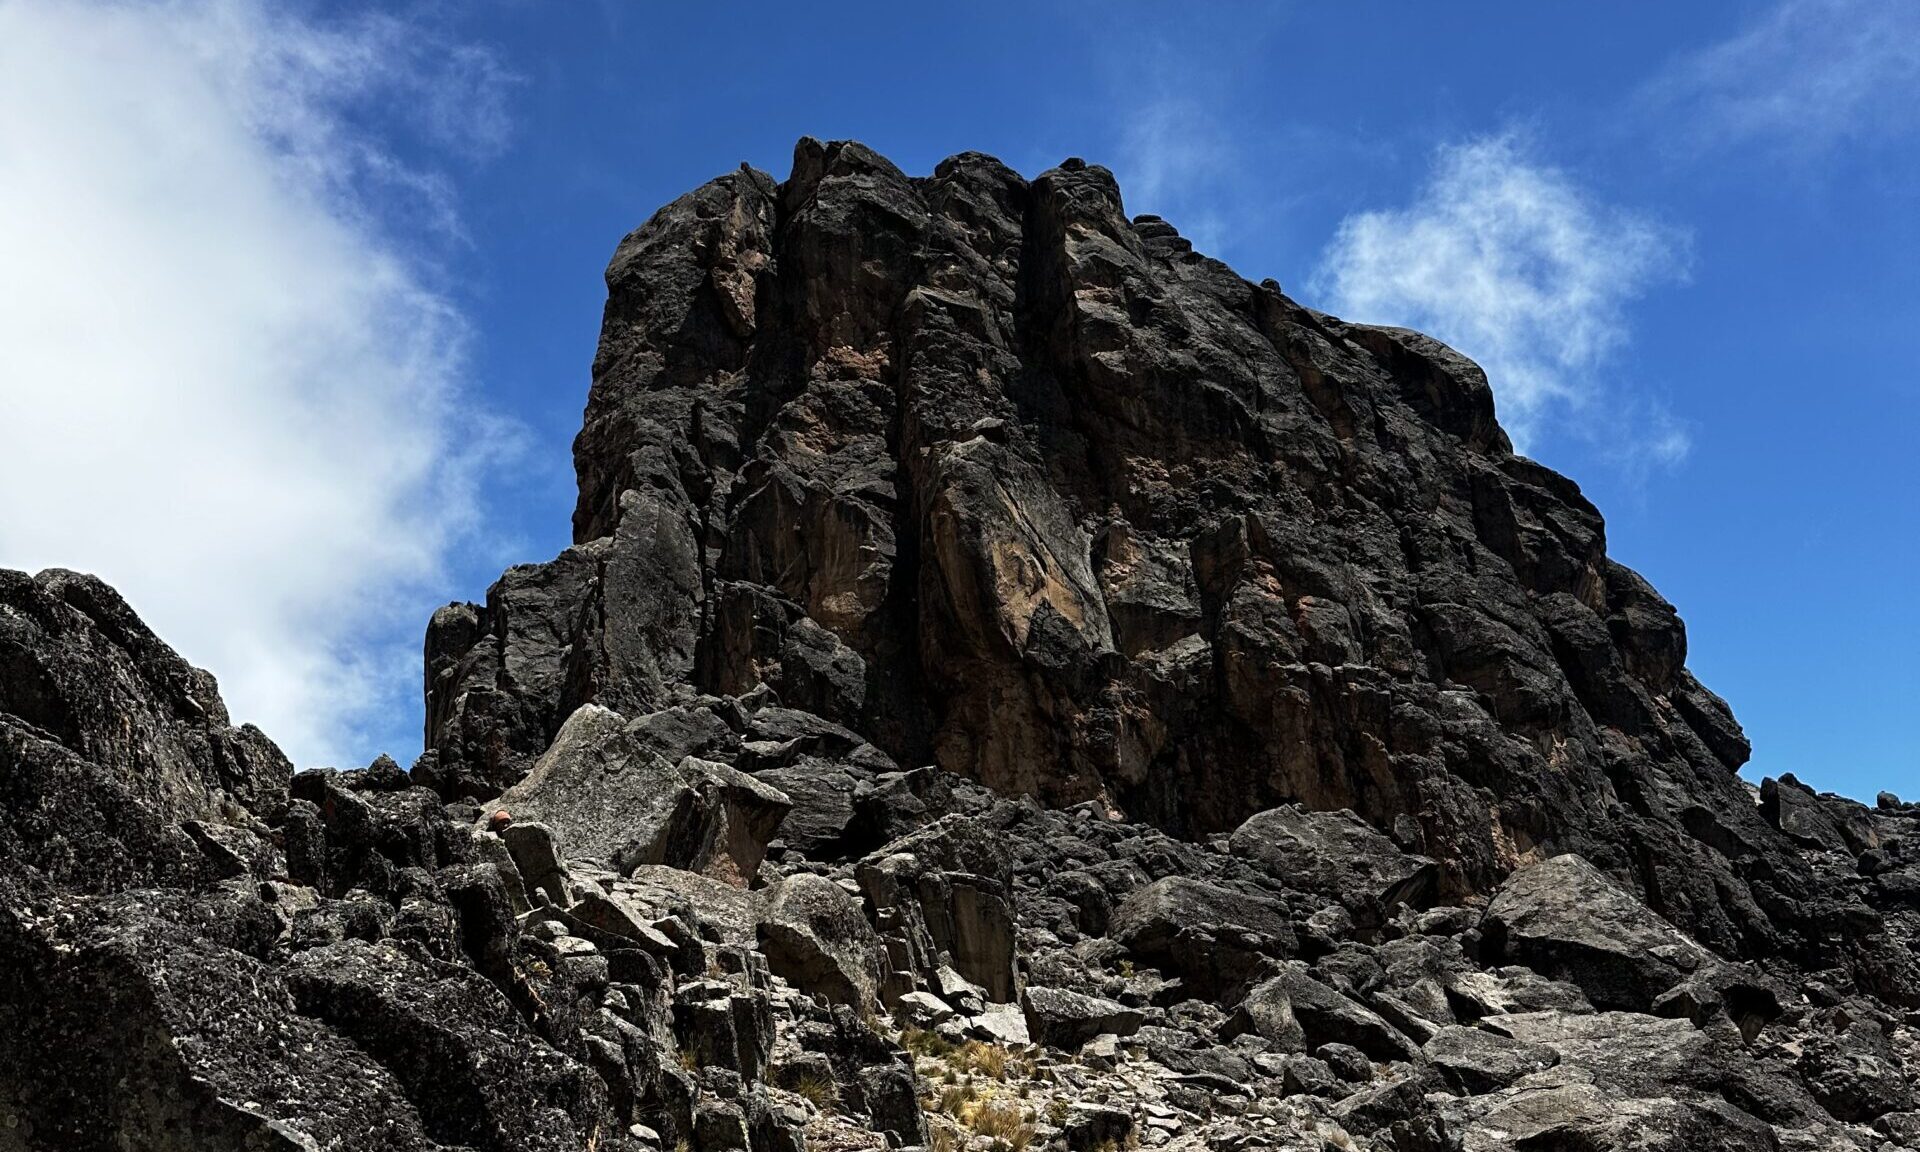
6, 138, 1920, 1152
418, 137, 1914, 1012
1229, 803, 1438, 929
1481, 852, 1717, 1012
0, 568, 290, 891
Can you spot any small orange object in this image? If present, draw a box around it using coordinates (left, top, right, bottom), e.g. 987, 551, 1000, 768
488, 809, 512, 833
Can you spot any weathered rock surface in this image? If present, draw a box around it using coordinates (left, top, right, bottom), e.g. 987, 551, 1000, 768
1230, 804, 1437, 929
412, 137, 1918, 1025
1020, 985, 1144, 1049
0, 568, 289, 891
6, 139, 1920, 1152
756, 872, 883, 1007
492, 704, 792, 886
1482, 852, 1717, 1012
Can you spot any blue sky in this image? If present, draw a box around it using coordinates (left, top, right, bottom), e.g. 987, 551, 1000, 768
2, 1, 1914, 801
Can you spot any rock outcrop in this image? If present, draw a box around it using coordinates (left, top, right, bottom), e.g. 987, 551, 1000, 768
4, 139, 1919, 1152
420, 138, 1911, 1012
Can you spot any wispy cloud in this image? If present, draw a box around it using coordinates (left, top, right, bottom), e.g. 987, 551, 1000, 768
1313, 135, 1688, 455
0, 0, 518, 767
1641, 0, 1920, 158
1096, 6, 1393, 268
1117, 96, 1240, 254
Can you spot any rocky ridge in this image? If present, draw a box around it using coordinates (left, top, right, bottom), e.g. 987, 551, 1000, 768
3, 139, 1919, 1152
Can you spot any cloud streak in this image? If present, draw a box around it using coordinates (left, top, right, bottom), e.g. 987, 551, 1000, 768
0, 0, 515, 767
1642, 0, 1920, 159
1313, 136, 1687, 455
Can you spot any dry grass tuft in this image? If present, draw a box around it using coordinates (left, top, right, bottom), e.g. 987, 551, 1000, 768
950, 1040, 1009, 1080
968, 1098, 1036, 1150
901, 1027, 958, 1060
786, 1069, 837, 1111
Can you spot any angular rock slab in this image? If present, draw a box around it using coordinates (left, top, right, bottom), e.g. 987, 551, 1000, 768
855, 815, 1018, 1003
1229, 803, 1437, 927
756, 872, 884, 1007
1110, 875, 1296, 1001
1020, 985, 1144, 1049
491, 704, 791, 887
1235, 965, 1420, 1061
1482, 854, 1719, 1013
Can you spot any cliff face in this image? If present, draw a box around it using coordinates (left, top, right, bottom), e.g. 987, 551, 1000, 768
423, 138, 1895, 998
5, 141, 1920, 1152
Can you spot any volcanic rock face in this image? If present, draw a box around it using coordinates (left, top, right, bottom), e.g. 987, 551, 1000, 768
4, 140, 1920, 1152
0, 568, 289, 890
424, 137, 1901, 1003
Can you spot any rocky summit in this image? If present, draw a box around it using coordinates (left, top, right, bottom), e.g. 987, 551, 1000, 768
4, 138, 1919, 1152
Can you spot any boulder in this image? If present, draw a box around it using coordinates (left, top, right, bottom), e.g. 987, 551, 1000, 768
1758, 779, 1850, 848
500, 819, 570, 906
1422, 1024, 1559, 1093
1229, 804, 1437, 927
1317, 1042, 1375, 1083
1109, 876, 1295, 1000
1797, 1012, 1914, 1122
894, 990, 953, 1026
1235, 966, 1419, 1061
1279, 1055, 1341, 1097
753, 760, 861, 858
1476, 1010, 1742, 1104
1226, 974, 1306, 1051
1482, 853, 1717, 1012
491, 705, 791, 887
672, 978, 773, 1083
568, 889, 682, 957
1061, 1106, 1134, 1152
755, 873, 883, 1007
1443, 966, 1595, 1019
1330, 1071, 1426, 1134
855, 816, 1017, 1002
967, 1003, 1032, 1046
1438, 1066, 1781, 1152
1020, 985, 1144, 1049
855, 1063, 927, 1146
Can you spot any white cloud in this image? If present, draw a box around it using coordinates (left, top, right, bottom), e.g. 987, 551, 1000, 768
1313, 136, 1687, 453
1118, 98, 1239, 254
1643, 0, 1920, 157
0, 0, 514, 767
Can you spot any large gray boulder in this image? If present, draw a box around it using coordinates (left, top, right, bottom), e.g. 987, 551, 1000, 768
1234, 965, 1420, 1061
1020, 985, 1144, 1049
1110, 876, 1296, 1001
756, 873, 883, 1007
1482, 854, 1717, 1012
491, 705, 791, 887
1422, 1025, 1559, 1094
1228, 804, 1437, 927
754, 759, 862, 859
